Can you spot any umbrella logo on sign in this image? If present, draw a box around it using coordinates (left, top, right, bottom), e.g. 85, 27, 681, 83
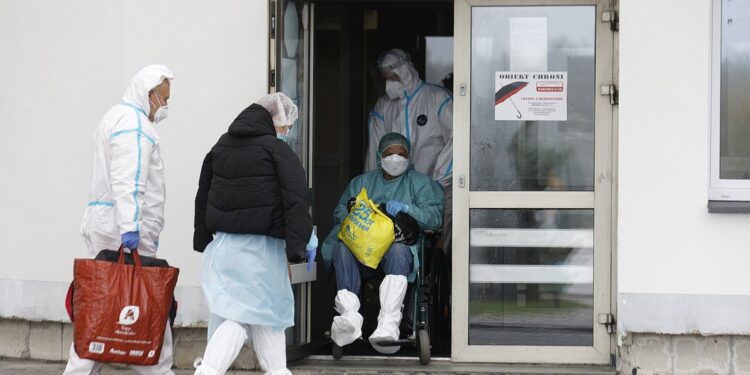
118, 306, 140, 325
495, 81, 528, 119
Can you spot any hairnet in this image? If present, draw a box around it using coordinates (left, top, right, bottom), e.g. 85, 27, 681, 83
378, 132, 411, 157
122, 64, 174, 114
256, 92, 299, 127
377, 49, 421, 92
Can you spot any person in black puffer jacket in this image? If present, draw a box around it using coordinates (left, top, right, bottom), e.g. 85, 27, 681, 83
192, 93, 313, 375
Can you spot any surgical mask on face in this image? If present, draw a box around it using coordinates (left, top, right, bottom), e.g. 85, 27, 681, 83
150, 92, 168, 123
381, 154, 409, 177
276, 125, 291, 143
385, 80, 405, 100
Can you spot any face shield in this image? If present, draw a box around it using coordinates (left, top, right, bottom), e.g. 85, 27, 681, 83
377, 49, 420, 93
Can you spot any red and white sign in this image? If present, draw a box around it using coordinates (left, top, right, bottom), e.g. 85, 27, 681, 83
495, 71, 568, 121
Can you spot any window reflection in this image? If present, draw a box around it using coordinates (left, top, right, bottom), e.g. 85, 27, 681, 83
470, 6, 596, 191
469, 209, 594, 346
720, 0, 750, 179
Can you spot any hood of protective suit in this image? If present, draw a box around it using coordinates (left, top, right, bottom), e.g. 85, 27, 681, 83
228, 104, 276, 138
122, 64, 174, 115
378, 49, 421, 92
376, 132, 412, 168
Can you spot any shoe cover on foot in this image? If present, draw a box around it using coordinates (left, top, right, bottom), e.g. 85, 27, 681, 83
331, 289, 363, 347
369, 275, 407, 354
194, 320, 247, 375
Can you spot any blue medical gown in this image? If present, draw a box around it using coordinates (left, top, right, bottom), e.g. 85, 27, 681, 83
201, 232, 294, 331
321, 166, 444, 280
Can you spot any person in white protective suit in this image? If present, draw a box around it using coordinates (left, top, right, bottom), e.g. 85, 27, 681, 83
366, 48, 454, 253
65, 64, 175, 375
192, 93, 316, 375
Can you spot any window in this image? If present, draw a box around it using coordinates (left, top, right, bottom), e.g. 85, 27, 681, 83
710, 0, 750, 204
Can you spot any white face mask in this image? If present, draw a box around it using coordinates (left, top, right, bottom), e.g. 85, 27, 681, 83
385, 80, 405, 100
381, 154, 409, 177
151, 92, 168, 123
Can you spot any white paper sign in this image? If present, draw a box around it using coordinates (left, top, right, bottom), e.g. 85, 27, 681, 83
510, 17, 547, 72
494, 71, 567, 121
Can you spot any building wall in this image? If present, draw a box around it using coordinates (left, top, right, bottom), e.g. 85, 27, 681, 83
618, 0, 750, 335
0, 0, 269, 324
3, 0, 750, 364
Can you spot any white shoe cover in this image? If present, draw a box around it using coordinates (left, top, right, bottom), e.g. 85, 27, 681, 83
250, 325, 292, 375
194, 320, 247, 375
331, 289, 363, 347
369, 275, 408, 354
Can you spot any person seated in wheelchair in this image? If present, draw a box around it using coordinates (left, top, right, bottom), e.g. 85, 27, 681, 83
320, 132, 444, 354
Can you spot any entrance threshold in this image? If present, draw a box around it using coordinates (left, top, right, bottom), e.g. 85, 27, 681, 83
289, 358, 615, 375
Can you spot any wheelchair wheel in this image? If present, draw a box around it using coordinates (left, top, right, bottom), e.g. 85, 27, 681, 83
332, 343, 343, 359
429, 250, 451, 354
418, 329, 431, 365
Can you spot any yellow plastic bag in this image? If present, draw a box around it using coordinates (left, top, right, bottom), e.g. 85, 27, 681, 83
337, 187, 395, 269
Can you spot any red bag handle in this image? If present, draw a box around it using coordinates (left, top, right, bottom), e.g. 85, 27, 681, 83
117, 245, 143, 267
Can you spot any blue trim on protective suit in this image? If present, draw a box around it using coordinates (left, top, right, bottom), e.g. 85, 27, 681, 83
403, 82, 425, 143
120, 102, 148, 117
404, 99, 411, 142
88, 201, 113, 207
120, 104, 145, 231
111, 129, 155, 145
442, 159, 453, 179
369, 111, 385, 123
405, 82, 425, 101
438, 96, 452, 118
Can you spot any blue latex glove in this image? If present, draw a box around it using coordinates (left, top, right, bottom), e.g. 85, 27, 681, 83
121, 231, 140, 250
306, 230, 318, 272
386, 200, 409, 217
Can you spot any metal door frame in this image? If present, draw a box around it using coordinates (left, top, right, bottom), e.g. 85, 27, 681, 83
269, 0, 316, 359
451, 0, 615, 363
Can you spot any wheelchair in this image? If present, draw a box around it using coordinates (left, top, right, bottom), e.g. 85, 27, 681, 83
331, 229, 449, 365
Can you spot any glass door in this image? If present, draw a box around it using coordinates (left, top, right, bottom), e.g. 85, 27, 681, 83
452, 0, 614, 363
270, 0, 315, 361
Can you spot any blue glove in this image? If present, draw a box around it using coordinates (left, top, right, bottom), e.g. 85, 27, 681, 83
121, 231, 140, 250
306, 231, 318, 272
386, 200, 409, 217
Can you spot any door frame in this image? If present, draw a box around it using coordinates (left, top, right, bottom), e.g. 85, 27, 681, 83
451, 0, 616, 364
269, 0, 316, 360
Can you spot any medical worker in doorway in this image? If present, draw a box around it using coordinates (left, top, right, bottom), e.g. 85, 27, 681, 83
365, 48, 454, 253
192, 93, 315, 375
66, 64, 175, 374
322, 132, 444, 353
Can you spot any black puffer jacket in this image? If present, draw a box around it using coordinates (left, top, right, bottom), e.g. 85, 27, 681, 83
193, 104, 312, 261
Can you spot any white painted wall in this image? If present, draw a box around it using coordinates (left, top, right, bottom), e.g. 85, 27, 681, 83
619, 0, 750, 332
0, 0, 268, 323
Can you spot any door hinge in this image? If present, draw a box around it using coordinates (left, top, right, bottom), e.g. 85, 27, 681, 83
601, 10, 618, 32
598, 313, 616, 334
269, 69, 276, 88
600, 84, 618, 105
270, 0, 277, 39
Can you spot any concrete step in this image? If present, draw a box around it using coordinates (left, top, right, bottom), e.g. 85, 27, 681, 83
0, 357, 616, 375
289, 357, 616, 375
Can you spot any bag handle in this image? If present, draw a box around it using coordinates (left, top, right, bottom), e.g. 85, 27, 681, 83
117, 245, 143, 267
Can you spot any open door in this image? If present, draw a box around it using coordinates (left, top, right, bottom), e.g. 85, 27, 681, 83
452, 0, 615, 364
269, 0, 316, 361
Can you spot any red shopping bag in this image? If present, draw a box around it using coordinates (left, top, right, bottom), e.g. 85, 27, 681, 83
72, 247, 179, 365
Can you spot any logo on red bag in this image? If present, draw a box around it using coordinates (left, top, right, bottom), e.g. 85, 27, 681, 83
118, 306, 140, 325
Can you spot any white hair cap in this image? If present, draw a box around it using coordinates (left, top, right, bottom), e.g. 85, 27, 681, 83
256, 92, 299, 127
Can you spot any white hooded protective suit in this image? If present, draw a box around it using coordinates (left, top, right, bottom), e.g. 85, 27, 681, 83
365, 49, 453, 188
80, 65, 174, 256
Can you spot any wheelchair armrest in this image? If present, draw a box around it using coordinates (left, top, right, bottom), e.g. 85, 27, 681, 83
422, 229, 443, 236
